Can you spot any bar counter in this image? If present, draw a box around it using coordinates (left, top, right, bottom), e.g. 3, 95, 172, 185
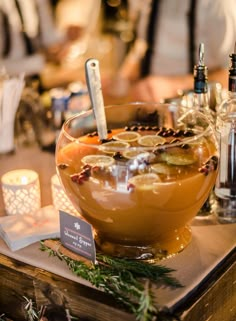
0, 145, 235, 321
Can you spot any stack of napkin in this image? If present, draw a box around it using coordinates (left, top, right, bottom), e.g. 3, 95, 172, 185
0, 205, 60, 251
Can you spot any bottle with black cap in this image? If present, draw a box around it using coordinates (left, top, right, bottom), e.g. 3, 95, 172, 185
215, 42, 236, 223
194, 43, 215, 218
192, 42, 215, 123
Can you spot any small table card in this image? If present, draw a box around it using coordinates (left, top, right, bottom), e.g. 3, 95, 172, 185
59, 210, 96, 263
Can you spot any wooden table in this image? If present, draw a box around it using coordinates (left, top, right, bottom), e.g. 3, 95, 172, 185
0, 145, 235, 321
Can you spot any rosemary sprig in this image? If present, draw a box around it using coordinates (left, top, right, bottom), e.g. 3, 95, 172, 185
40, 241, 182, 321
0, 314, 6, 321
97, 254, 183, 288
23, 296, 39, 321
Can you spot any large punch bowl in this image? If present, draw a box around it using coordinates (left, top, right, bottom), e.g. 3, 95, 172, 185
56, 102, 219, 260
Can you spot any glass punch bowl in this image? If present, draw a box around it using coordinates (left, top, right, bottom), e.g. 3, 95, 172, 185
56, 102, 219, 260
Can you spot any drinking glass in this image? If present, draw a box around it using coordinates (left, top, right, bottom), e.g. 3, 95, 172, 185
55, 102, 219, 260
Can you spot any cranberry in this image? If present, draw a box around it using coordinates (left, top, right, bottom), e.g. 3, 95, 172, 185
127, 182, 135, 191
173, 129, 185, 137
138, 126, 146, 131
113, 152, 125, 160
183, 130, 195, 137
199, 156, 219, 176
130, 126, 139, 131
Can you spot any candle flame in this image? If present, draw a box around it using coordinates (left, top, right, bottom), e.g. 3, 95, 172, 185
20, 175, 29, 184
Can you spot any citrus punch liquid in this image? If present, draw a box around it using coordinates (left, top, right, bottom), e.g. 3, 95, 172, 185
57, 126, 218, 259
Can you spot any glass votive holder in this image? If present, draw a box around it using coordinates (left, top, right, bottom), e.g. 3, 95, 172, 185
1, 169, 41, 215
51, 174, 79, 216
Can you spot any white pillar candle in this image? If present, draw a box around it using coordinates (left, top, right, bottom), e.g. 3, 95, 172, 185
51, 174, 79, 216
1, 169, 41, 215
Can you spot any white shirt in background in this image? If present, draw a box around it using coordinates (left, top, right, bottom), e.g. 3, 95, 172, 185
128, 0, 236, 76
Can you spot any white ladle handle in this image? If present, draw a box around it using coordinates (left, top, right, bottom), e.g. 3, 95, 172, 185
85, 58, 108, 141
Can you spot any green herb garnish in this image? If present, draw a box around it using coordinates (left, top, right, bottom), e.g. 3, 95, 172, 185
40, 241, 183, 321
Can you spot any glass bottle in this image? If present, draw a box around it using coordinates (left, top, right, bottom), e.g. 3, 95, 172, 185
215, 43, 236, 223
194, 43, 215, 218
192, 43, 215, 123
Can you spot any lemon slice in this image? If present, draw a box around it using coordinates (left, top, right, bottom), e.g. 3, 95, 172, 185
122, 149, 143, 159
138, 135, 166, 147
99, 141, 130, 154
81, 155, 114, 167
113, 131, 140, 142
128, 173, 161, 190
150, 163, 172, 175
164, 153, 196, 165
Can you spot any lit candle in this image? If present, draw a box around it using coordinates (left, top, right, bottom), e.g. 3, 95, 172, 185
51, 174, 79, 216
1, 169, 41, 215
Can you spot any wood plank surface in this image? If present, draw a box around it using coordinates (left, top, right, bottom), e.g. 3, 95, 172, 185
174, 250, 236, 321
0, 250, 235, 321
0, 253, 134, 321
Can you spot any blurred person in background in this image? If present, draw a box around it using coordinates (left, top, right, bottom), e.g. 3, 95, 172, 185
0, 0, 82, 78
115, 0, 236, 102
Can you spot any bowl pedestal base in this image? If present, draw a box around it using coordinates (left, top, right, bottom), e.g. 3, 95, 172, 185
95, 226, 192, 261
